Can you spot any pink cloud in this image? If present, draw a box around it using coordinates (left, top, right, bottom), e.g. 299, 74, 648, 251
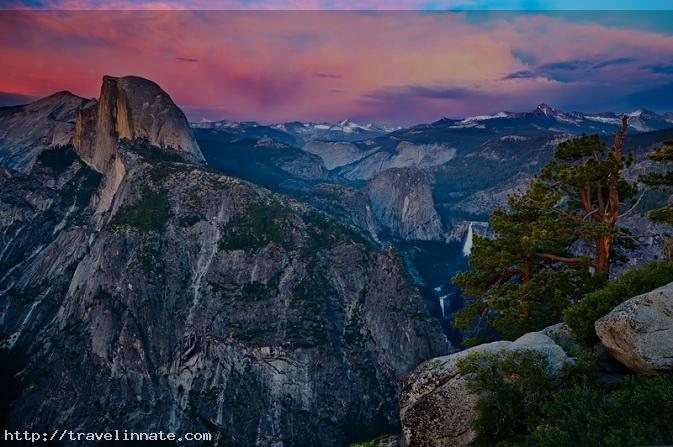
0, 11, 671, 124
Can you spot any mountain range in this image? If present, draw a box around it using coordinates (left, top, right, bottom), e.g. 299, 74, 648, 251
192, 104, 673, 149
1, 76, 672, 446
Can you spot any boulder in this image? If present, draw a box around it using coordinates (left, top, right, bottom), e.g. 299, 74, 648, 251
595, 281, 673, 374
399, 326, 573, 447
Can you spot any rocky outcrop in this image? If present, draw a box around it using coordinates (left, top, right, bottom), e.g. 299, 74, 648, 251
399, 326, 573, 447
0, 91, 90, 172
73, 75, 204, 212
367, 168, 444, 241
595, 281, 673, 374
1, 155, 448, 445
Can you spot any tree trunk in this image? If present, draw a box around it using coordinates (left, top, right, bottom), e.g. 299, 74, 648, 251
596, 235, 611, 275
595, 116, 628, 276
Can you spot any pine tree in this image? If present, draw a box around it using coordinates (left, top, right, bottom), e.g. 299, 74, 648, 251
454, 118, 635, 344
539, 117, 634, 276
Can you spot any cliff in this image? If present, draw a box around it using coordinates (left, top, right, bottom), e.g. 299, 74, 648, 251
73, 75, 204, 212
367, 168, 445, 241
0, 77, 448, 446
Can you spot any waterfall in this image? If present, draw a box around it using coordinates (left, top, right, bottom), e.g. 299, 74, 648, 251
462, 222, 474, 256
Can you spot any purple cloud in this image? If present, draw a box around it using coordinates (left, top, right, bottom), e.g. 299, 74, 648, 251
643, 63, 673, 74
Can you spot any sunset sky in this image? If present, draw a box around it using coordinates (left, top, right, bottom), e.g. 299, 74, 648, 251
1, 4, 672, 125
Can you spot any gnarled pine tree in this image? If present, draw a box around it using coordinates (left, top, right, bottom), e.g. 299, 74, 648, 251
454, 118, 634, 344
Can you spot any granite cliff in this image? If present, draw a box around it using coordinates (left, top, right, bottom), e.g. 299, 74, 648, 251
74, 75, 204, 212
0, 76, 448, 446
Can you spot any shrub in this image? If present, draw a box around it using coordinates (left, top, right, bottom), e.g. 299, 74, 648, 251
456, 350, 565, 446
563, 260, 673, 345
218, 201, 291, 252
460, 350, 673, 447
109, 187, 171, 233
530, 374, 673, 447
36, 145, 77, 174
348, 435, 398, 447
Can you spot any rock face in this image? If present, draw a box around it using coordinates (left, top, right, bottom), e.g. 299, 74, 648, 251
339, 141, 456, 181
74, 75, 204, 169
399, 326, 573, 447
0, 77, 448, 446
595, 282, 673, 374
367, 168, 444, 241
0, 91, 91, 172
73, 75, 204, 212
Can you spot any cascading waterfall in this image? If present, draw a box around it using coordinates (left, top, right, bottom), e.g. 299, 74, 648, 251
438, 295, 448, 317
462, 222, 474, 256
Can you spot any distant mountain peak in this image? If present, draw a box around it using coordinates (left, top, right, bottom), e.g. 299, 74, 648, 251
629, 108, 658, 118
534, 103, 555, 116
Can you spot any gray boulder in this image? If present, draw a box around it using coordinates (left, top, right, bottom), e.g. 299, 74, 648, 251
399, 326, 573, 447
595, 281, 673, 374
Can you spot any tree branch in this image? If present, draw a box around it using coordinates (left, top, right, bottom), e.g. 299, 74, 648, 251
618, 191, 646, 218
534, 253, 590, 264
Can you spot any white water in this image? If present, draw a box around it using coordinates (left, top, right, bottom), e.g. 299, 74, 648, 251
438, 294, 448, 318
462, 222, 474, 257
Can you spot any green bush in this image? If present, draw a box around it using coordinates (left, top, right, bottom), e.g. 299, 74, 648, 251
348, 435, 398, 447
460, 350, 673, 447
529, 374, 673, 447
456, 350, 569, 446
563, 261, 673, 345
109, 187, 171, 233
218, 201, 291, 252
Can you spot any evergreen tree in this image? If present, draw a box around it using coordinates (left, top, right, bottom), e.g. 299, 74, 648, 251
454, 118, 634, 344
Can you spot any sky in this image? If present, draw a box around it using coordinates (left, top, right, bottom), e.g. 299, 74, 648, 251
1, 5, 672, 125
4, 1, 673, 10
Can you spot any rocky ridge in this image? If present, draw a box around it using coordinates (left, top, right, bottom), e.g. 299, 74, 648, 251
0, 91, 91, 172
